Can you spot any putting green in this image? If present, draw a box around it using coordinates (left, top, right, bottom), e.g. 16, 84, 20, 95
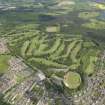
63, 71, 81, 89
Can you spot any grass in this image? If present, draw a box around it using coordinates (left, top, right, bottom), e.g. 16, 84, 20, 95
63, 40, 78, 58
0, 1, 104, 105
70, 42, 82, 63
26, 38, 38, 56
34, 38, 61, 56
52, 40, 78, 60
7, 23, 101, 90
21, 40, 30, 57
69, 62, 80, 70
81, 49, 99, 75
78, 12, 99, 20
46, 26, 60, 33
28, 57, 67, 68
63, 71, 81, 89
49, 41, 65, 60
83, 41, 95, 48
84, 56, 98, 75
9, 29, 100, 77
82, 19, 105, 30
0, 55, 11, 74
94, 3, 105, 10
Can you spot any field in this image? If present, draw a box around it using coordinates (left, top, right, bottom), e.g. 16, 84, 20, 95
0, 55, 11, 74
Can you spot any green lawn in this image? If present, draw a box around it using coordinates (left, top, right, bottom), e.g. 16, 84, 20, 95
0, 55, 11, 74
63, 71, 81, 89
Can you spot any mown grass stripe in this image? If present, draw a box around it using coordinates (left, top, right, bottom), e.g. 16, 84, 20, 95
21, 41, 30, 57
28, 57, 67, 68
70, 42, 82, 63
26, 37, 39, 56
33, 38, 61, 56
49, 41, 65, 60
38, 44, 48, 52
10, 31, 40, 44
53, 40, 78, 60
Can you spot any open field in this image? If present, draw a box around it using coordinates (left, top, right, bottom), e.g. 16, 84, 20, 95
0, 55, 11, 74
